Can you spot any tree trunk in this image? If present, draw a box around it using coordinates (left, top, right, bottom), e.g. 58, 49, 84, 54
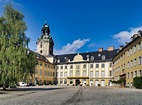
3, 82, 6, 91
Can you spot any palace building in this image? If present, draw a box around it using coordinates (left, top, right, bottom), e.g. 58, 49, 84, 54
113, 31, 142, 87
35, 22, 119, 86
55, 47, 118, 86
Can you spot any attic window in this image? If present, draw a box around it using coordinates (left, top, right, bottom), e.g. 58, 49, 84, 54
64, 57, 68, 63
102, 55, 105, 60
98, 54, 101, 57
91, 56, 94, 61
58, 59, 60, 63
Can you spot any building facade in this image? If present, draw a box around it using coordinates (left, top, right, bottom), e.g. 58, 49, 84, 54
34, 22, 56, 85
113, 31, 142, 87
55, 47, 118, 86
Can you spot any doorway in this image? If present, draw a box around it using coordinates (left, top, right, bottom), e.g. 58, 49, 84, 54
75, 79, 80, 86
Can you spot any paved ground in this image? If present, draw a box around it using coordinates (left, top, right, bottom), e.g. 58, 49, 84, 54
0, 86, 142, 105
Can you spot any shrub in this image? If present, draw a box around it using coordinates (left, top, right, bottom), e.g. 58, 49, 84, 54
49, 81, 53, 85
43, 80, 46, 85
36, 80, 39, 85
133, 76, 142, 89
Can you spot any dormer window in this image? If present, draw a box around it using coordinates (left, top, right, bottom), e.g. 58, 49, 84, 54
102, 55, 105, 60
98, 54, 101, 57
91, 56, 94, 61
58, 59, 60, 63
64, 57, 68, 63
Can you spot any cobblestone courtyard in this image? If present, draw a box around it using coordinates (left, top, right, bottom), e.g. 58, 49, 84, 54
0, 86, 142, 105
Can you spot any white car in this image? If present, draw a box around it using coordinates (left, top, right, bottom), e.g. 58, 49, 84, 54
18, 82, 27, 86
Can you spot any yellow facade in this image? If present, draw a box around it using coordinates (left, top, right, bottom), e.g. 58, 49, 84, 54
113, 35, 142, 87
34, 60, 56, 85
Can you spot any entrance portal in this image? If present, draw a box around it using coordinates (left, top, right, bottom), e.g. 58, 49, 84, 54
75, 79, 80, 86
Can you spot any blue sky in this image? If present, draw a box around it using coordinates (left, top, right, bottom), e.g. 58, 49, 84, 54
1, 0, 142, 55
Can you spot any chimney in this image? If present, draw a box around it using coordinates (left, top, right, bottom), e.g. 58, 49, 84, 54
138, 30, 142, 37
125, 42, 128, 45
108, 46, 114, 51
99, 48, 103, 52
131, 34, 139, 40
119, 45, 124, 50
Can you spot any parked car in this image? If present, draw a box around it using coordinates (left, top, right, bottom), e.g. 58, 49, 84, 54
18, 82, 27, 86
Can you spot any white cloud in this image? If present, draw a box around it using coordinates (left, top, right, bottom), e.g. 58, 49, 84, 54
113, 27, 142, 44
88, 42, 95, 47
54, 38, 90, 55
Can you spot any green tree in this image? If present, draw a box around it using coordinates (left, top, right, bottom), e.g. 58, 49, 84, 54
133, 76, 142, 89
23, 50, 38, 84
0, 4, 37, 90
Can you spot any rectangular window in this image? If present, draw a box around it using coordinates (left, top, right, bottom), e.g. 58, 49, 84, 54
127, 51, 129, 56
76, 71, 80, 76
95, 71, 99, 76
64, 79, 67, 84
70, 71, 73, 76
131, 72, 133, 78
48, 64, 50, 68
39, 62, 42, 66
134, 58, 137, 66
90, 64, 93, 68
110, 71, 112, 76
140, 70, 142, 76
44, 71, 47, 77
56, 66, 58, 70
138, 42, 141, 51
101, 71, 105, 76
40, 70, 42, 75
127, 62, 129, 68
96, 64, 99, 68
135, 71, 137, 77
60, 79, 63, 84
138, 56, 141, 65
130, 48, 132, 55
131, 60, 133, 68
64, 72, 67, 77
83, 64, 86, 68
134, 45, 136, 53
90, 71, 93, 77
44, 64, 47, 67
65, 66, 67, 69
70, 65, 73, 69
127, 73, 129, 79
101, 64, 105, 68
60, 72, 63, 77
110, 63, 112, 67
60, 66, 63, 69
83, 70, 86, 76
76, 65, 80, 69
